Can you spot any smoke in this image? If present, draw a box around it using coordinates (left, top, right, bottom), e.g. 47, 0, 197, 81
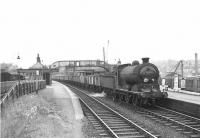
89, 91, 106, 97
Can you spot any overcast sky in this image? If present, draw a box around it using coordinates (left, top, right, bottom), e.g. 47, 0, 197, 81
0, 0, 200, 68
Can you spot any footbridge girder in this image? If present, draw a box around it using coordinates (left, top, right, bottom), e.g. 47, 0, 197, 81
51, 60, 110, 72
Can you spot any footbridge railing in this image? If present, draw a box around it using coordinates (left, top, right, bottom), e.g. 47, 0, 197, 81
51, 60, 110, 72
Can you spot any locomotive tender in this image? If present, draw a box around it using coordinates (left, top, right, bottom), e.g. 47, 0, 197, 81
53, 57, 168, 106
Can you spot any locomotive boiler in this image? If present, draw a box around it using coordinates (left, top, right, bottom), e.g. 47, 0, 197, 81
119, 58, 160, 93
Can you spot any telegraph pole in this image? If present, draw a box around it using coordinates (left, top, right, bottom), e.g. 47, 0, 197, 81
103, 47, 106, 70
17, 55, 21, 95
180, 60, 184, 78
107, 40, 109, 63
195, 53, 198, 76
102, 40, 109, 72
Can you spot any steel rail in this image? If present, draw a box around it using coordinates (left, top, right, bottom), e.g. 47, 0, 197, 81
67, 83, 158, 138
155, 105, 200, 121
139, 107, 200, 135
80, 98, 119, 138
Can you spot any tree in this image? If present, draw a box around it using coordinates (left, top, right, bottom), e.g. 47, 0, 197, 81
0, 63, 18, 73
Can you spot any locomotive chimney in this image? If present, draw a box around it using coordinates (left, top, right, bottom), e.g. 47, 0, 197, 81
142, 57, 150, 64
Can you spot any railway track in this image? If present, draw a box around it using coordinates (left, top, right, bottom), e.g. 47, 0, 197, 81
63, 82, 200, 137
67, 84, 160, 138
137, 106, 200, 138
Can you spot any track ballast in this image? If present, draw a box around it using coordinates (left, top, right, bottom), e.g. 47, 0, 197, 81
67, 84, 160, 138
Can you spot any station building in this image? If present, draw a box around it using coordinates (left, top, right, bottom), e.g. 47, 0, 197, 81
18, 54, 52, 85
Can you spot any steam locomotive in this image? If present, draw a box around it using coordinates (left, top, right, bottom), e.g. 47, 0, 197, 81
53, 58, 168, 106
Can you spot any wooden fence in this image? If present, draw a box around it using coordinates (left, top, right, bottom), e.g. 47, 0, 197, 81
0, 80, 46, 109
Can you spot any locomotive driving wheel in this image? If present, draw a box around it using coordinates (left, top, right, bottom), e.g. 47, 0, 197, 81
119, 94, 124, 102
112, 93, 119, 102
112, 95, 115, 101
133, 95, 143, 106
133, 95, 138, 106
150, 99, 156, 106
124, 95, 129, 103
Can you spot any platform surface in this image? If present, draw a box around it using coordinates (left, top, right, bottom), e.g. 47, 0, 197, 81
40, 81, 84, 120
167, 90, 200, 105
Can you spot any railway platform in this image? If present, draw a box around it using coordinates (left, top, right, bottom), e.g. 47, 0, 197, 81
1, 81, 86, 138
166, 89, 200, 105
37, 81, 85, 137
39, 81, 84, 120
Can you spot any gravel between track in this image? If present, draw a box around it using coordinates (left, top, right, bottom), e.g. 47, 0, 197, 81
83, 90, 188, 138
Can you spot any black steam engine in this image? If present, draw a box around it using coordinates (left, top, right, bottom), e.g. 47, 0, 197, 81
119, 58, 161, 92
53, 58, 168, 106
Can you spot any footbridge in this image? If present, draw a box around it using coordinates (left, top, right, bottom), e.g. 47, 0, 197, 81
51, 60, 110, 73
